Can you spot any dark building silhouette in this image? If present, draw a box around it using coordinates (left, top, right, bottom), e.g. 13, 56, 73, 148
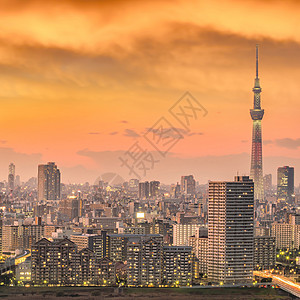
38, 162, 61, 201
277, 166, 294, 202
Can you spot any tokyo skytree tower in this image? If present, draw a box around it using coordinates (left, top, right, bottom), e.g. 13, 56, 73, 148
250, 45, 264, 201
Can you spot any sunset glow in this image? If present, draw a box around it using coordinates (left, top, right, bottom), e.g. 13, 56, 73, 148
0, 0, 299, 184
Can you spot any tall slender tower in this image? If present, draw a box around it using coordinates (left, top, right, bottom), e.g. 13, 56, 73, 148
250, 45, 264, 201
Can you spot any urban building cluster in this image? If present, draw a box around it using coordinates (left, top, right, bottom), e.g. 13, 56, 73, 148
0, 47, 299, 290
1, 163, 298, 287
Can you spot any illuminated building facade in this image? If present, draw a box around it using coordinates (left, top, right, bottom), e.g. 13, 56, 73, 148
277, 166, 294, 203
163, 246, 193, 286
208, 176, 254, 284
127, 235, 163, 287
254, 236, 276, 270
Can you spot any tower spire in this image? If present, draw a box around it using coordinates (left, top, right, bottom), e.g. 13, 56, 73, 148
256, 44, 259, 78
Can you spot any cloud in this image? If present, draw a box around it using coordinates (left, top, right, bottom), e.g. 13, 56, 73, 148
263, 138, 300, 149
77, 149, 300, 184
124, 129, 140, 138
110, 131, 118, 135
275, 138, 300, 149
144, 127, 203, 139
120, 120, 128, 124
264, 140, 273, 145
88, 132, 101, 135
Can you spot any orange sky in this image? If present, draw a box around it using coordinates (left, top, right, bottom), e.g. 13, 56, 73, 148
0, 0, 299, 184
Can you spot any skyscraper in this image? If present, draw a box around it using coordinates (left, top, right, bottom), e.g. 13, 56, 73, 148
181, 175, 196, 196
38, 162, 61, 201
8, 163, 15, 190
250, 45, 264, 201
208, 176, 254, 285
138, 181, 150, 199
277, 166, 294, 202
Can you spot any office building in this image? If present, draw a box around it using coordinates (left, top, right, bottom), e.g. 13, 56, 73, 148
38, 162, 61, 201
138, 181, 149, 199
181, 175, 196, 196
277, 166, 294, 202
208, 176, 254, 284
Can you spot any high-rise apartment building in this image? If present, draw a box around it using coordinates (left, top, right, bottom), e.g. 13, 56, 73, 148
173, 223, 201, 246
271, 222, 300, 249
254, 236, 276, 270
127, 235, 163, 287
208, 176, 254, 284
38, 162, 61, 201
277, 166, 294, 202
163, 246, 193, 286
8, 163, 15, 190
2, 225, 19, 254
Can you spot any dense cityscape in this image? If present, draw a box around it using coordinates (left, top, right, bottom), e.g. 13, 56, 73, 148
1, 1, 300, 299
0, 50, 299, 298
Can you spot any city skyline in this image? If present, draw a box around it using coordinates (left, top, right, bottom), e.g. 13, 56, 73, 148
0, 0, 299, 184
